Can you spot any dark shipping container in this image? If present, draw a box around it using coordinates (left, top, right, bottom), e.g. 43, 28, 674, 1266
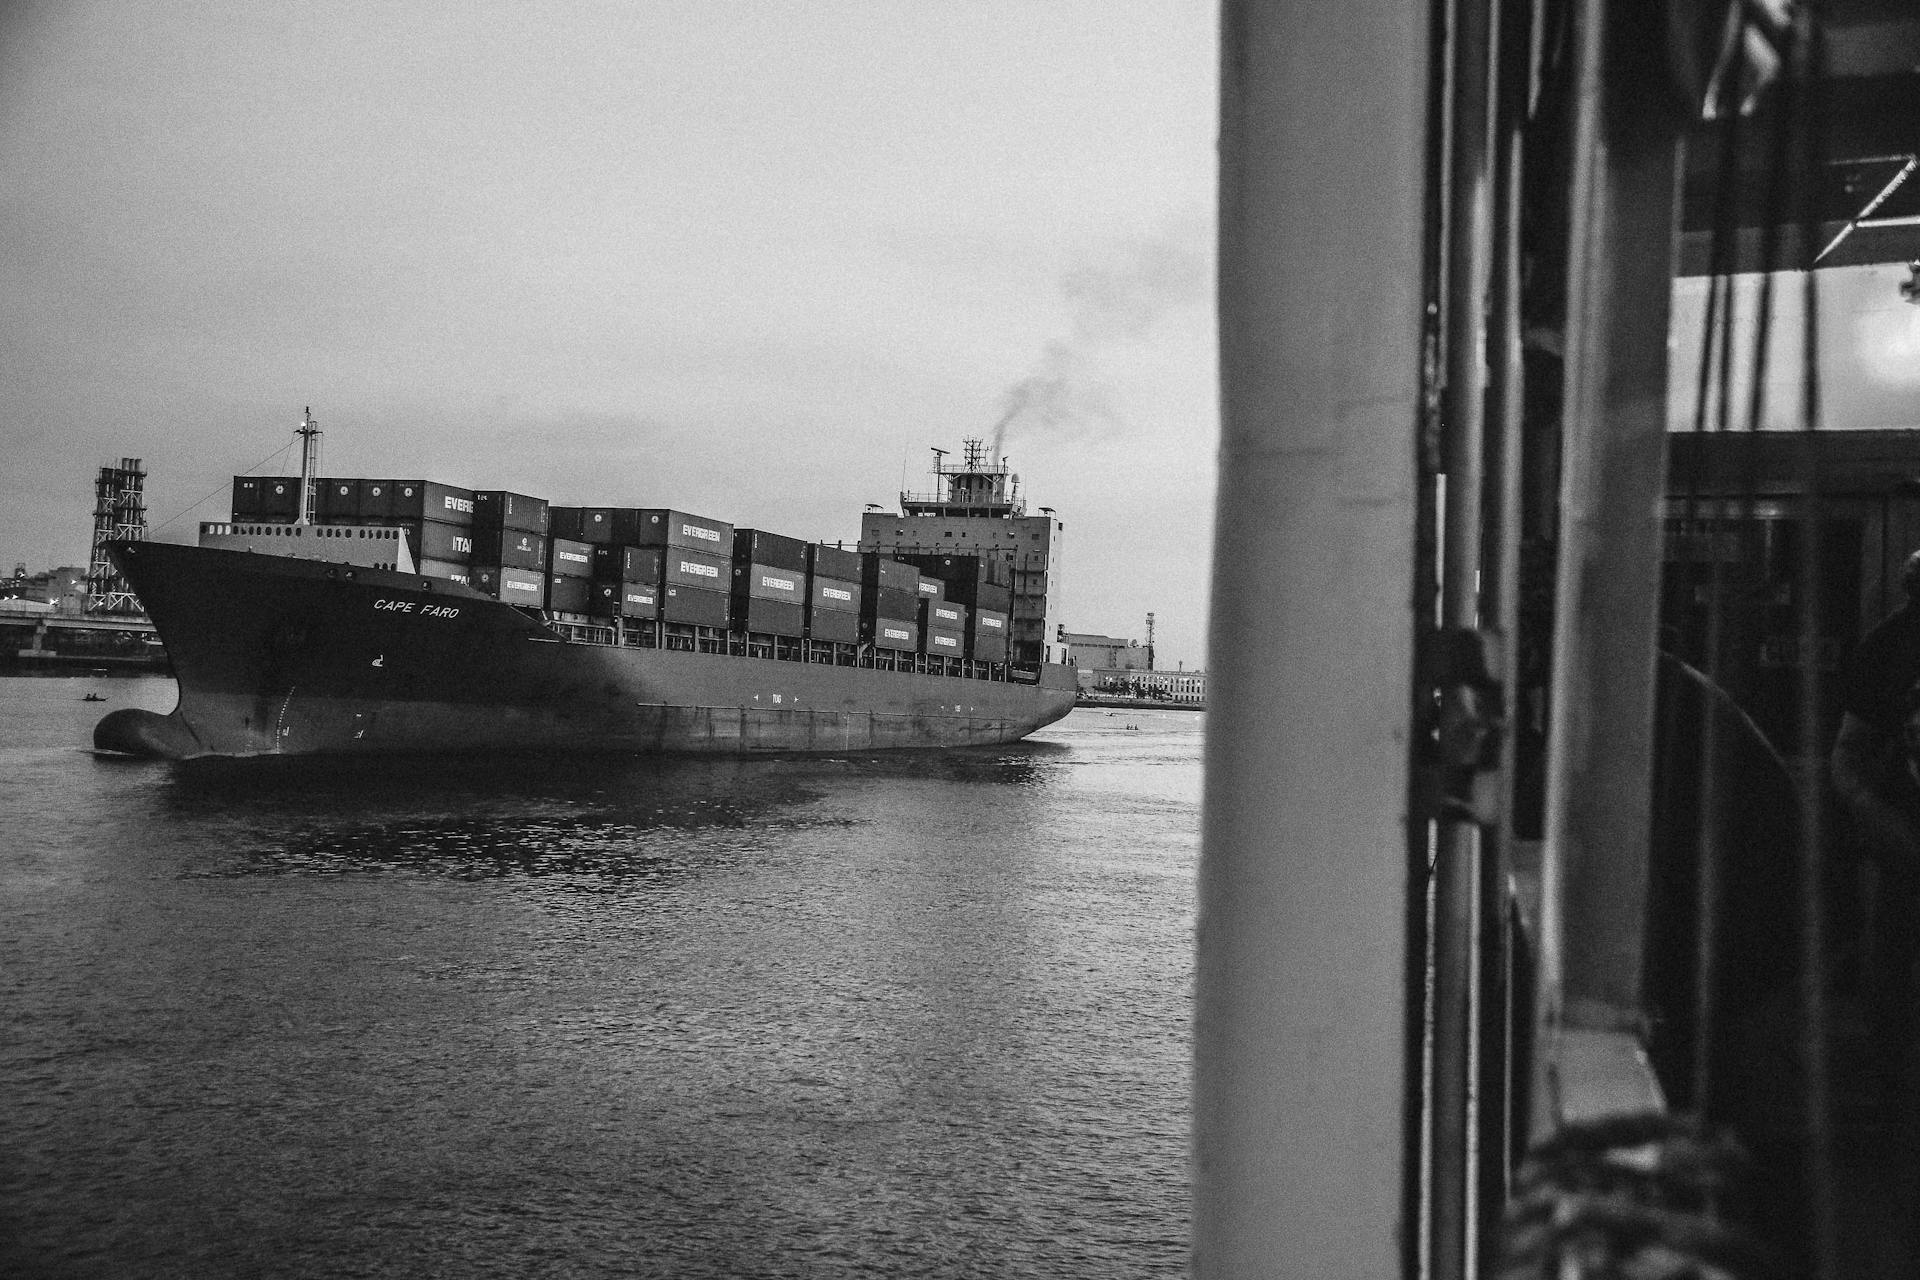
662, 584, 731, 628
231, 477, 265, 521
472, 528, 546, 571
735, 596, 806, 637
732, 563, 805, 604
867, 584, 919, 621
923, 600, 968, 632
914, 577, 944, 600
318, 479, 360, 520
975, 582, 1014, 614
257, 477, 300, 520
860, 554, 920, 594
415, 556, 473, 585
390, 481, 477, 526
970, 633, 1009, 662
732, 529, 809, 573
471, 564, 546, 607
474, 490, 550, 533
587, 580, 660, 619
664, 549, 729, 590
864, 616, 919, 652
807, 607, 860, 644
359, 480, 397, 519
894, 552, 1012, 606
590, 545, 664, 583
558, 507, 632, 543
969, 607, 1010, 640
549, 537, 596, 578
809, 543, 861, 580
925, 628, 965, 658
809, 576, 861, 614
546, 574, 592, 613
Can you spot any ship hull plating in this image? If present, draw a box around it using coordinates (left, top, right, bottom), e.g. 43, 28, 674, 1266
96, 541, 1077, 760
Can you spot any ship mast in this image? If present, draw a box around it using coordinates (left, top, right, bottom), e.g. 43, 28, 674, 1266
293, 407, 322, 527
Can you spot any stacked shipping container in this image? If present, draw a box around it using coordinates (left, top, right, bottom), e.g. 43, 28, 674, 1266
229, 481, 1001, 660
550, 507, 734, 628
806, 544, 862, 644
470, 488, 550, 605
730, 529, 809, 637
860, 553, 922, 652
895, 553, 1012, 661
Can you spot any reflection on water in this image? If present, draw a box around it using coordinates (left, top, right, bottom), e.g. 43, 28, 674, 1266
1, 676, 1195, 1280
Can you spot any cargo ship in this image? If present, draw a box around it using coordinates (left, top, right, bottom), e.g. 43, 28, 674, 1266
93, 420, 1076, 759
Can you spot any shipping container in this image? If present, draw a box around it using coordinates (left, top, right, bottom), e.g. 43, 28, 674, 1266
893, 552, 1013, 605
664, 549, 729, 589
634, 509, 732, 552
969, 607, 1009, 639
969, 632, 1009, 662
735, 596, 806, 637
554, 508, 733, 550
318, 478, 360, 520
863, 616, 919, 652
416, 557, 473, 585
472, 527, 546, 571
384, 519, 476, 564
975, 582, 1014, 614
867, 584, 919, 621
808, 576, 862, 614
914, 577, 944, 600
925, 628, 965, 657
474, 490, 550, 533
732, 529, 809, 573
231, 477, 268, 521
359, 480, 397, 519
624, 581, 661, 617
806, 607, 860, 644
255, 477, 300, 521
661, 584, 731, 628
809, 543, 861, 581
922, 599, 968, 632
471, 564, 546, 606
546, 574, 592, 613
548, 537, 595, 579
555, 507, 627, 543
731, 562, 805, 604
390, 481, 477, 526
860, 553, 920, 595
586, 580, 660, 620
589, 545, 664, 583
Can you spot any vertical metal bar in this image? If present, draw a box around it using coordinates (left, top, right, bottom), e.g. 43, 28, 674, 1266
1536, 0, 1684, 1057
1432, 0, 1497, 1271
1197, 0, 1430, 1273
1790, 16, 1838, 1275
1475, 6, 1529, 1262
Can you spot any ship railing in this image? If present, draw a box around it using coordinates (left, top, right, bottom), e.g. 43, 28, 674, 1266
538, 613, 1012, 681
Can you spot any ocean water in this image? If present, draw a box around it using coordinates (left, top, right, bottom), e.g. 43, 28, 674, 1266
0, 675, 1199, 1279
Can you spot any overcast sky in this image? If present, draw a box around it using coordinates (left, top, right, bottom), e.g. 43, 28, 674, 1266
0, 2, 1220, 667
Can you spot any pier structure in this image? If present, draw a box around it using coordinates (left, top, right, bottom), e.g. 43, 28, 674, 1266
86, 458, 147, 615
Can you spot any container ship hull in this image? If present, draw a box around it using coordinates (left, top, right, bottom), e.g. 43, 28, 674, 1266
94, 540, 1077, 760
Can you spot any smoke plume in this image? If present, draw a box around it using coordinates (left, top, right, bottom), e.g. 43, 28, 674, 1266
990, 221, 1208, 458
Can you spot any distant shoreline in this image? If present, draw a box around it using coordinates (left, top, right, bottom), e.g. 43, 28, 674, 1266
1074, 694, 1205, 712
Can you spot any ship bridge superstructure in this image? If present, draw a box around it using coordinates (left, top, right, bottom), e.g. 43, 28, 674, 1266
898, 439, 1025, 519
862, 438, 1064, 667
